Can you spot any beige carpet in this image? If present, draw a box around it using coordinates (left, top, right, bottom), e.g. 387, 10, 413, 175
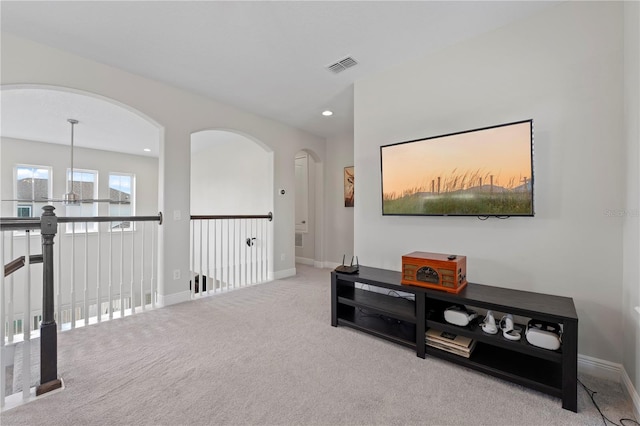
1, 264, 637, 425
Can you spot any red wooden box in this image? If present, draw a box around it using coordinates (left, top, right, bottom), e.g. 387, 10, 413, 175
401, 251, 467, 293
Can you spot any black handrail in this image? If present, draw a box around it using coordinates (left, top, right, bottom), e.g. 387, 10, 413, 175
0, 219, 42, 231
190, 212, 272, 221
58, 212, 163, 224
1, 213, 163, 230
4, 254, 44, 277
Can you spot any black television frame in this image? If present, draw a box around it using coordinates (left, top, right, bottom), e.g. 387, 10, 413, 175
380, 119, 534, 217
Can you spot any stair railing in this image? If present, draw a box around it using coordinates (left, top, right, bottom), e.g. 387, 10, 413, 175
1, 206, 162, 409
190, 213, 272, 296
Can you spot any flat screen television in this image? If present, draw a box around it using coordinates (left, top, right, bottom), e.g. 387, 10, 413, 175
380, 119, 534, 217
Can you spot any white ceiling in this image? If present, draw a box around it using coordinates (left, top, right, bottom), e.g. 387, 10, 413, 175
1, 1, 557, 149
1, 87, 161, 157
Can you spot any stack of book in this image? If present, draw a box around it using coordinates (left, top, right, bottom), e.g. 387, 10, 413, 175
426, 328, 477, 358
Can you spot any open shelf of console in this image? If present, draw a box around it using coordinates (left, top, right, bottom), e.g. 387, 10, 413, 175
337, 305, 416, 349
338, 286, 416, 323
330, 265, 578, 412
332, 266, 426, 357
425, 314, 562, 363
426, 342, 563, 397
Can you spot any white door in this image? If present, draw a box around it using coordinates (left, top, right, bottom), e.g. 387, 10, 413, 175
295, 153, 308, 233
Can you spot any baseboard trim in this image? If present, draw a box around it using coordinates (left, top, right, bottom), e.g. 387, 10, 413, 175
157, 290, 190, 307
274, 268, 296, 280
295, 257, 314, 266
577, 354, 639, 419
622, 367, 640, 421
324, 261, 341, 270
578, 353, 622, 382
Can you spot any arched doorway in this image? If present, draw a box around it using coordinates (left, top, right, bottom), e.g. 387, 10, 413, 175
294, 149, 322, 267
0, 84, 163, 395
190, 129, 274, 291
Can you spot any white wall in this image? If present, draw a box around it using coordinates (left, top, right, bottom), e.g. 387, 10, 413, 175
1, 33, 326, 304
190, 131, 272, 215
354, 2, 624, 362
623, 0, 640, 396
324, 131, 354, 267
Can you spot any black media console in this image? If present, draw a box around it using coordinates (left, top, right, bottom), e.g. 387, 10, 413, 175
331, 266, 578, 412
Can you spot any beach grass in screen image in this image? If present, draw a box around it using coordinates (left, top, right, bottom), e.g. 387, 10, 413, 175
381, 120, 533, 216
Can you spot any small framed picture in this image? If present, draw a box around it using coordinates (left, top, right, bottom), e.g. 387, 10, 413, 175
344, 166, 354, 207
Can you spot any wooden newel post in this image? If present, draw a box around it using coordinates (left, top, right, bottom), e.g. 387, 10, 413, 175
37, 205, 62, 396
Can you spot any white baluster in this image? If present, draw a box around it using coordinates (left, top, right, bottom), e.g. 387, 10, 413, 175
253, 220, 257, 284
229, 220, 232, 290
266, 217, 270, 281
140, 222, 145, 311
232, 219, 236, 288
252, 219, 256, 284
262, 219, 267, 282
130, 222, 135, 314
8, 235, 15, 342
231, 219, 235, 289
254, 219, 258, 284
84, 223, 89, 326
71, 224, 76, 328
216, 220, 220, 292
199, 220, 203, 296
22, 231, 31, 400
242, 219, 247, 287
109, 222, 113, 320
190, 220, 195, 298
1, 232, 6, 408
56, 224, 62, 330
206, 220, 211, 295
226, 220, 230, 291
258, 219, 263, 283
256, 219, 259, 283
259, 218, 263, 283
120, 224, 124, 318
250, 219, 255, 285
96, 222, 102, 322
151, 222, 156, 308
213, 220, 218, 292
256, 220, 261, 283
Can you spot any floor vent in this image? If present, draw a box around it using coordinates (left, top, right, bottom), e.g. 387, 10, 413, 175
327, 56, 358, 74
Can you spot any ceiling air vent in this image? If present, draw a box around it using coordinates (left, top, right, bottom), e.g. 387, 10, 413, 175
327, 56, 358, 74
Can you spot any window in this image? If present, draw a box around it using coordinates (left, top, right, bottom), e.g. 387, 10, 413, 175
17, 205, 32, 218
15, 165, 52, 218
66, 169, 98, 233
109, 173, 134, 230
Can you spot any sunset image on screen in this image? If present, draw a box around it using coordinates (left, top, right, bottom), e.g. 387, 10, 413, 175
381, 121, 533, 216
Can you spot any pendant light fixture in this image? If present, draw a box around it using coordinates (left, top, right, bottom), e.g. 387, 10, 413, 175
63, 118, 80, 205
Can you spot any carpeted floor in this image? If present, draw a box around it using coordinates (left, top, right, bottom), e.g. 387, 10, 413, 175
1, 264, 637, 425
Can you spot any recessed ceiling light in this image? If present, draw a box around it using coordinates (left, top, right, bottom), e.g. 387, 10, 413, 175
144, 148, 151, 152
322, 110, 333, 116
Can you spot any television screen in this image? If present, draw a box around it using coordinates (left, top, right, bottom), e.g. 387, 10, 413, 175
380, 119, 534, 217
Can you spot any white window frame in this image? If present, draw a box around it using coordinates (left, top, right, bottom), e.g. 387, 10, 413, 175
17, 205, 33, 217
65, 168, 99, 233
13, 164, 53, 236
108, 172, 135, 232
